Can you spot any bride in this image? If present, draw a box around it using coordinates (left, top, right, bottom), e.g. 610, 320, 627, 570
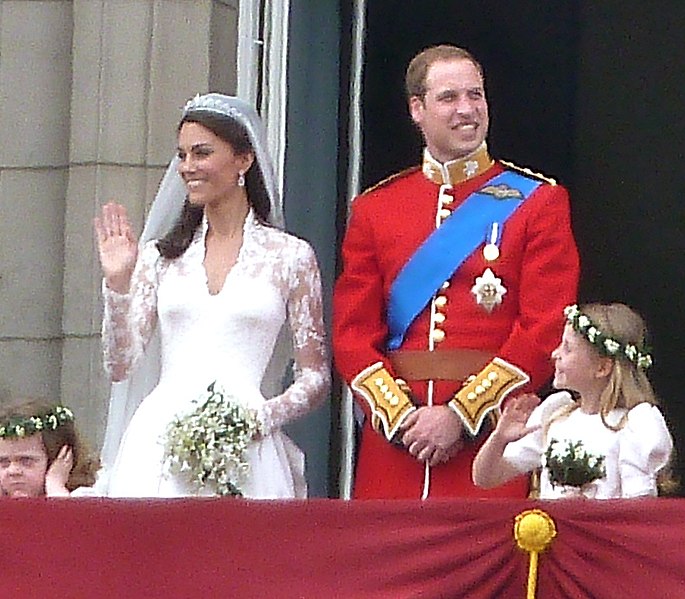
93, 94, 330, 498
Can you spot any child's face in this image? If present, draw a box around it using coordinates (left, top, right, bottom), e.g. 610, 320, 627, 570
551, 325, 608, 394
0, 434, 49, 497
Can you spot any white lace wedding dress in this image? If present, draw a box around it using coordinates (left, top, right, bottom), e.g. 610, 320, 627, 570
100, 212, 330, 498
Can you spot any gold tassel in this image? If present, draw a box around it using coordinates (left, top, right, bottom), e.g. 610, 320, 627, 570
513, 509, 557, 599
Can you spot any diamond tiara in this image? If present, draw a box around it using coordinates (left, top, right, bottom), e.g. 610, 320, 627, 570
182, 93, 242, 120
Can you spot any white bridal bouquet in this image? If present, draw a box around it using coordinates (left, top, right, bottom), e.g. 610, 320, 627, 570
544, 438, 606, 492
164, 381, 259, 496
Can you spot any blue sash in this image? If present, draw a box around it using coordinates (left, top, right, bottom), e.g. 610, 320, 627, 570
386, 170, 542, 350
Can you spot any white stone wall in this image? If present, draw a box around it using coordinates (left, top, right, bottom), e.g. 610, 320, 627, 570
0, 0, 240, 449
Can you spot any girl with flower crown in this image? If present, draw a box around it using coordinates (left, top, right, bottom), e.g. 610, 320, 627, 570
0, 398, 98, 497
93, 94, 330, 498
472, 303, 674, 499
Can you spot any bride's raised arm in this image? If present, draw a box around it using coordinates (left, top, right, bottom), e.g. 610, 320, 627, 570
100, 238, 161, 383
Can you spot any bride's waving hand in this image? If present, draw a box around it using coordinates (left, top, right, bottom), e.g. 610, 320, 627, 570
94, 202, 138, 294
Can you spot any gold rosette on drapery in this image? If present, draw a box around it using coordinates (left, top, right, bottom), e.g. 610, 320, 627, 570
514, 509, 557, 599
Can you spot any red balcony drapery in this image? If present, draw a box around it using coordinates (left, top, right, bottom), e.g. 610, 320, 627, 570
2, 498, 684, 598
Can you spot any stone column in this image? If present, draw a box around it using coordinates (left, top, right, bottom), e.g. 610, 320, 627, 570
0, 0, 73, 402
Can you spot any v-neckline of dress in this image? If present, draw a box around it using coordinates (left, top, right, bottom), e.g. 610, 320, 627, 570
200, 210, 253, 297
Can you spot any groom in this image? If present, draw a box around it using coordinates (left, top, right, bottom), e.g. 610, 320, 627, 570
332, 44, 579, 499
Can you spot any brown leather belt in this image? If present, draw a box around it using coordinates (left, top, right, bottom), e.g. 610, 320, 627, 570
389, 349, 494, 381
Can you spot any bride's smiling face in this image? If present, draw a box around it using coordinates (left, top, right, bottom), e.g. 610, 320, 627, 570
176, 122, 253, 206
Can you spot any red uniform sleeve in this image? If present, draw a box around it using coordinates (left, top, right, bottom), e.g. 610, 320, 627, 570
496, 183, 579, 390
333, 197, 394, 403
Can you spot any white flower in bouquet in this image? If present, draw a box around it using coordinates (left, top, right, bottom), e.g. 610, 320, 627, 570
164, 381, 260, 496
544, 438, 606, 490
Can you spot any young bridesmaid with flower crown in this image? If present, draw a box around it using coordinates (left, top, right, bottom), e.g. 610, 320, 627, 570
472, 303, 674, 499
0, 398, 98, 497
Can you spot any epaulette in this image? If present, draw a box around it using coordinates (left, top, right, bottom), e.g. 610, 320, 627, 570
500, 159, 557, 186
360, 165, 421, 196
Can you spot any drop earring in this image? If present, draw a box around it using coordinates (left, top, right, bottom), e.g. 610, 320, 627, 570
237, 170, 246, 187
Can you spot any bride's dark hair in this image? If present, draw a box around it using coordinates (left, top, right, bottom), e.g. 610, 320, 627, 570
156, 111, 272, 259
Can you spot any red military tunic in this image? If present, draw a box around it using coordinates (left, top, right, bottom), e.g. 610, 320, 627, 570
333, 150, 580, 499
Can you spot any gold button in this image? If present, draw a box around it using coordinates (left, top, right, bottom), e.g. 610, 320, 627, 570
481, 379, 492, 389
374, 377, 384, 386
389, 396, 399, 407
475, 385, 485, 395
384, 391, 394, 401
433, 312, 446, 324
439, 208, 451, 220
380, 384, 389, 393
434, 295, 448, 308
441, 194, 454, 205
441, 281, 450, 289
467, 392, 477, 401
488, 372, 499, 382
431, 329, 445, 343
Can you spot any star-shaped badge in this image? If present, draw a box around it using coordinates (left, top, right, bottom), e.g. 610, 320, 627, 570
471, 268, 507, 312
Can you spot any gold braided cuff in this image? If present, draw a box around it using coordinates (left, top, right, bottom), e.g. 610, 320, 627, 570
448, 357, 530, 436
351, 362, 416, 441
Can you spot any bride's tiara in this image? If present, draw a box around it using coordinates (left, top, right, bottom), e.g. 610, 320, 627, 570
182, 93, 242, 120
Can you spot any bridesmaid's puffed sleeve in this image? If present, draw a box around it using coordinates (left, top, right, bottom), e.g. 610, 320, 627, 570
619, 403, 674, 498
101, 241, 162, 382
259, 240, 330, 434
503, 391, 575, 473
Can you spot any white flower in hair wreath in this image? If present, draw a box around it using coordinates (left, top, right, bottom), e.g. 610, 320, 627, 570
564, 304, 653, 369
164, 381, 260, 497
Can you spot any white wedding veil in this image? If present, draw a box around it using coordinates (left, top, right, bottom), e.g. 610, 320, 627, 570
98, 94, 284, 489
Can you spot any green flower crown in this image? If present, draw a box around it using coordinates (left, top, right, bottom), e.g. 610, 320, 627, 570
564, 304, 653, 370
0, 405, 74, 439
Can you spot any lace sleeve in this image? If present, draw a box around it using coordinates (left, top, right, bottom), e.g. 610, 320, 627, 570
260, 241, 330, 434
101, 242, 161, 382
